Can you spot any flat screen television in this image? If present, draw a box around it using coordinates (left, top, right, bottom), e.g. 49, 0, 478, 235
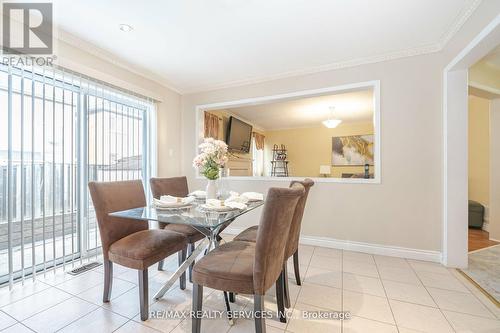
226, 116, 253, 153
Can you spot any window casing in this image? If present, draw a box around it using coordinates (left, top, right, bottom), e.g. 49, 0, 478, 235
0, 64, 157, 286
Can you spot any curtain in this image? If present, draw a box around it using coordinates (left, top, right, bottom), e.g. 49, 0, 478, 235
252, 137, 265, 177
204, 112, 219, 139
253, 132, 265, 150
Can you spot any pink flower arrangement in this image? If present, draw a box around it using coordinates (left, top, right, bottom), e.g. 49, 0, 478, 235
193, 138, 229, 180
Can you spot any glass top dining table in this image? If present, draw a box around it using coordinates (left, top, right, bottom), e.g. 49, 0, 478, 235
108, 199, 264, 306
110, 199, 264, 230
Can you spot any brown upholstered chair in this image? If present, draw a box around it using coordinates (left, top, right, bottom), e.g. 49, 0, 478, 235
191, 183, 305, 333
234, 179, 314, 312
88, 180, 188, 321
149, 177, 205, 288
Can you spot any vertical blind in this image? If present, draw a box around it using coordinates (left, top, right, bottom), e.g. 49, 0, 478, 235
0, 63, 157, 288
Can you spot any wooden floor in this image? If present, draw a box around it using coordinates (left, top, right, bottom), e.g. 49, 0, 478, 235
468, 228, 499, 252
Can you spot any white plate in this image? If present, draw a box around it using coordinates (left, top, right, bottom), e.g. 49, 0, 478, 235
154, 204, 192, 210
154, 202, 192, 209
200, 204, 238, 212
153, 197, 193, 208
246, 198, 263, 202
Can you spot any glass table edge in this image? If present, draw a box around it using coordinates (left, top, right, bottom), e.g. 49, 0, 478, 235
108, 200, 264, 229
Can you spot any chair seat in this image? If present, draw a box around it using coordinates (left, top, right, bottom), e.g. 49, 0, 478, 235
192, 241, 256, 294
234, 225, 258, 242
109, 229, 187, 270
162, 223, 205, 243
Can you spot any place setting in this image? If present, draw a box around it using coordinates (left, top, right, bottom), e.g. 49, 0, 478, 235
151, 189, 264, 218
153, 195, 195, 211
199, 191, 265, 212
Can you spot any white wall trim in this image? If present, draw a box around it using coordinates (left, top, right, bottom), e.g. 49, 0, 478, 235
443, 15, 500, 268
194, 80, 381, 184
223, 227, 442, 263
437, 0, 484, 49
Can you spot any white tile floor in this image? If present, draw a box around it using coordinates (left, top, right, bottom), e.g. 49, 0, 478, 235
0, 239, 499, 333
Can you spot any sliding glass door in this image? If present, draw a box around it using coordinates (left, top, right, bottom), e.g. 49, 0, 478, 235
0, 64, 156, 287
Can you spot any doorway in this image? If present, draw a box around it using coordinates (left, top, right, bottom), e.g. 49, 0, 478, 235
443, 17, 500, 268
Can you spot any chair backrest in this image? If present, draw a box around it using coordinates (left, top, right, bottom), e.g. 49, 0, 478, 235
88, 180, 148, 260
253, 183, 305, 294
285, 178, 315, 259
150, 176, 189, 199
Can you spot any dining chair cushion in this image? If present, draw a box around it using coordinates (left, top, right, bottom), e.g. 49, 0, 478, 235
163, 224, 205, 243
192, 241, 256, 294
233, 225, 258, 243
109, 229, 187, 270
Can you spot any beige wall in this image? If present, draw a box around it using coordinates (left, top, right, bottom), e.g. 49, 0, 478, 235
468, 96, 490, 206
181, 52, 444, 252
53, 39, 182, 177
264, 123, 374, 177
179, 1, 499, 256
51, 0, 497, 256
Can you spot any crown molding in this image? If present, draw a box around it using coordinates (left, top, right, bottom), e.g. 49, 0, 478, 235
183, 43, 442, 94
55, 29, 182, 94
437, 0, 483, 49
181, 0, 483, 94
56, 0, 482, 95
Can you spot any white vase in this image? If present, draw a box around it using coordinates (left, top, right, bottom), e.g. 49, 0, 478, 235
206, 179, 218, 200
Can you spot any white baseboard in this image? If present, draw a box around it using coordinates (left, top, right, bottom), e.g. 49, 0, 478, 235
223, 227, 442, 263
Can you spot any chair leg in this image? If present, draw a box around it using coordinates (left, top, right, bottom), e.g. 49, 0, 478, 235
293, 250, 301, 286
103, 259, 113, 303
188, 243, 195, 283
157, 223, 167, 271
275, 271, 287, 323
229, 292, 235, 303
179, 248, 187, 290
192, 283, 203, 333
138, 269, 149, 321
282, 263, 291, 308
223, 291, 234, 325
254, 295, 266, 333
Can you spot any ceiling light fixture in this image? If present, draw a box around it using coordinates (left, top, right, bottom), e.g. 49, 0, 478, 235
322, 107, 342, 128
119, 24, 133, 32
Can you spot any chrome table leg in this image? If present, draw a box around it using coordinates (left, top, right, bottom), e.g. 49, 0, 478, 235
153, 238, 208, 300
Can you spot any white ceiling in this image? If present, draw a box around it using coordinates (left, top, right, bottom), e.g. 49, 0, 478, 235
223, 89, 374, 130
45, 0, 480, 93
